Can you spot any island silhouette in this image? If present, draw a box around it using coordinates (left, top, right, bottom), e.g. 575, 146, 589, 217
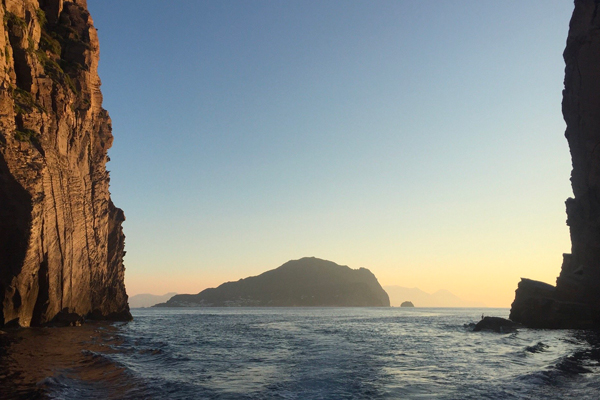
154, 257, 390, 307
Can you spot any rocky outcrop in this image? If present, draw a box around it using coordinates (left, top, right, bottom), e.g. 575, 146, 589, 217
510, 0, 600, 329
400, 301, 414, 308
0, 0, 130, 326
473, 317, 521, 333
155, 257, 390, 307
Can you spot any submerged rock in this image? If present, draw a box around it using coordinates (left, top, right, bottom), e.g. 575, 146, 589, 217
510, 0, 600, 329
0, 0, 130, 326
156, 257, 390, 307
473, 317, 521, 333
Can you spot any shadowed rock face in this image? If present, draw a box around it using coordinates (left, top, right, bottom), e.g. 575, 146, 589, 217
156, 257, 390, 307
510, 0, 600, 329
473, 317, 521, 333
0, 0, 130, 326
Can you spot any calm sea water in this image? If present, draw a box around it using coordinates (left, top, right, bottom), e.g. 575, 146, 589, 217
3, 307, 600, 399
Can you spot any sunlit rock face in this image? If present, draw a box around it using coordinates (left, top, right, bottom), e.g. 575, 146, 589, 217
510, 0, 600, 329
0, 0, 130, 326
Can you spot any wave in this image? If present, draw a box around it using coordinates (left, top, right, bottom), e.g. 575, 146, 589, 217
4, 308, 600, 399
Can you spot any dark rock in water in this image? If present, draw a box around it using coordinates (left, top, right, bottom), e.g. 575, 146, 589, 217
510, 0, 600, 329
510, 279, 594, 329
473, 317, 521, 333
400, 301, 415, 307
48, 309, 84, 327
0, 0, 131, 326
155, 257, 390, 307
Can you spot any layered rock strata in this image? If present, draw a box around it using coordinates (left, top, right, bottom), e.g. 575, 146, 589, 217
0, 0, 130, 326
510, 0, 600, 328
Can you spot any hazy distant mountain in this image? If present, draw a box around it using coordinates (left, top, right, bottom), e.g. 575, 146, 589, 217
155, 257, 390, 307
384, 286, 485, 308
129, 292, 177, 308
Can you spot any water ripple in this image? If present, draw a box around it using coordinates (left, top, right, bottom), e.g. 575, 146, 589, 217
3, 308, 600, 399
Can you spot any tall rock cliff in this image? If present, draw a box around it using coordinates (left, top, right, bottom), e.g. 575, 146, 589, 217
0, 0, 130, 326
510, 0, 600, 328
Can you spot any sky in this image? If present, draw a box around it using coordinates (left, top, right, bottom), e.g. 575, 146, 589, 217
87, 0, 575, 307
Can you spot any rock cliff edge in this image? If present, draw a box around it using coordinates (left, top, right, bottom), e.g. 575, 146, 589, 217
0, 0, 130, 326
510, 0, 600, 328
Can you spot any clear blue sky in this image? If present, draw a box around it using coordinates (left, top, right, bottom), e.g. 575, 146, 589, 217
87, 0, 574, 306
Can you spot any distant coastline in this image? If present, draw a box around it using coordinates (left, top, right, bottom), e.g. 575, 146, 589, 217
129, 293, 177, 308
384, 286, 485, 308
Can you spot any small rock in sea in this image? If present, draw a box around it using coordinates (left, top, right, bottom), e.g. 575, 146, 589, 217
473, 316, 521, 333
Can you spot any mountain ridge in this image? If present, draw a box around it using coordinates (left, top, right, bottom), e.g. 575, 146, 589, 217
129, 293, 177, 309
155, 257, 390, 307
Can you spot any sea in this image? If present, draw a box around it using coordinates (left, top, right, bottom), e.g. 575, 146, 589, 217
1, 307, 600, 399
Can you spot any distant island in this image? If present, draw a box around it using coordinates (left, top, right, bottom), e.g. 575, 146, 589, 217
129, 293, 177, 308
384, 286, 485, 308
400, 301, 415, 308
155, 257, 390, 307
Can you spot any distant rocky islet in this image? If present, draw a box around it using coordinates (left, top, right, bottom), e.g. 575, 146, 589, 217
384, 286, 485, 308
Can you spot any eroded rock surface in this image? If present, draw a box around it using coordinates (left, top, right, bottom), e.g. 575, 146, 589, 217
510, 0, 600, 329
0, 0, 130, 326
